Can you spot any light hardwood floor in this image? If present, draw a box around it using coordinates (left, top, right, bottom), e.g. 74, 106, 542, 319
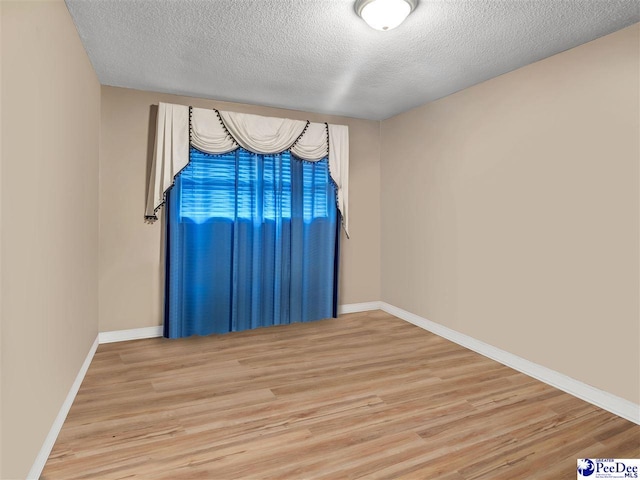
43, 311, 639, 479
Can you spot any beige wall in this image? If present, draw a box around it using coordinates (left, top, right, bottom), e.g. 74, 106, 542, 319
99, 86, 381, 332
1, 1, 100, 477
381, 24, 639, 404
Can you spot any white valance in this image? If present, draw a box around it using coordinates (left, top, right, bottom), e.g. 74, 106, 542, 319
146, 102, 349, 236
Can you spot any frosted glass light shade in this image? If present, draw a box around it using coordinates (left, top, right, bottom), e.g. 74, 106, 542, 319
355, 0, 417, 31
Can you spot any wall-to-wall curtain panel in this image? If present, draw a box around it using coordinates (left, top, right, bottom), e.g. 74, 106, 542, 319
164, 148, 339, 338
145, 104, 348, 339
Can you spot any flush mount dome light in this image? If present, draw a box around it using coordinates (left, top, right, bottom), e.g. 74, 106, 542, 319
355, 0, 417, 31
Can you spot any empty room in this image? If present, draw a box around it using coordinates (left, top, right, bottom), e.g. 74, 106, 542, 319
1, 0, 639, 478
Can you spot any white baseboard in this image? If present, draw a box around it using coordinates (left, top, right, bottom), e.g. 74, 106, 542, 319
98, 325, 163, 344
98, 306, 381, 342
97, 304, 383, 343
379, 302, 639, 425
338, 301, 383, 314
27, 335, 99, 480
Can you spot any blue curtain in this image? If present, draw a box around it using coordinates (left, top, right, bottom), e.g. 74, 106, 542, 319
164, 147, 340, 338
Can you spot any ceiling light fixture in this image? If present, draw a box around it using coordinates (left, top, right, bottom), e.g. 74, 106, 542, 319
355, 0, 417, 31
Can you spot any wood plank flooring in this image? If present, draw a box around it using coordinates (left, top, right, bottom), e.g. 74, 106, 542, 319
42, 311, 639, 479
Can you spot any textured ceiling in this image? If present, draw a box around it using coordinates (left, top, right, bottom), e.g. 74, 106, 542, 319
65, 0, 639, 120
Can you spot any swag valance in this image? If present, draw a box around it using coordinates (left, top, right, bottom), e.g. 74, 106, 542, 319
145, 102, 350, 235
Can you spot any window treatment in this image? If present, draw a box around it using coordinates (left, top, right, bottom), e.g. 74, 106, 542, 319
164, 148, 339, 338
146, 103, 349, 237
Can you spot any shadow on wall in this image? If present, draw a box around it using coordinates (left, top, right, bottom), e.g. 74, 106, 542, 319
145, 104, 158, 205
144, 104, 166, 332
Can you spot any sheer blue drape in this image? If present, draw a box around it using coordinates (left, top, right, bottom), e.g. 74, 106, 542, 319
164, 147, 339, 338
